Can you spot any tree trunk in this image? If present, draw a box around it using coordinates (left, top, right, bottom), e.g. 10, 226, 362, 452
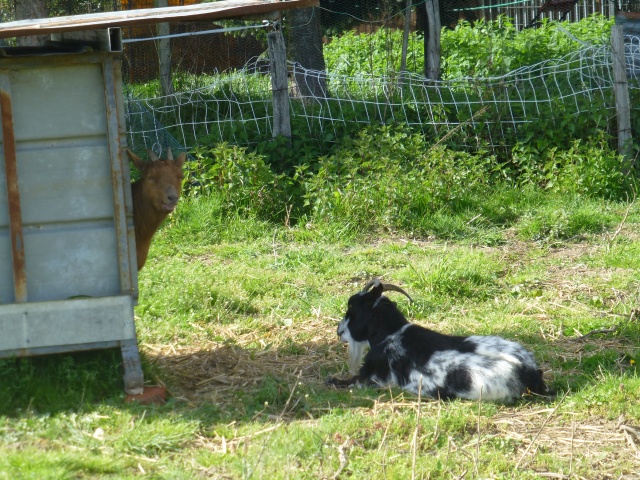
155, 0, 173, 97
424, 0, 441, 80
289, 7, 327, 98
15, 0, 49, 46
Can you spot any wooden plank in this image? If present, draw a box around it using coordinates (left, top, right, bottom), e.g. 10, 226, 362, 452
103, 54, 136, 297
120, 339, 144, 395
0, 0, 319, 39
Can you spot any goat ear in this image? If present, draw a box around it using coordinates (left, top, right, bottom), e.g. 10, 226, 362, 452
126, 149, 146, 171
175, 152, 187, 167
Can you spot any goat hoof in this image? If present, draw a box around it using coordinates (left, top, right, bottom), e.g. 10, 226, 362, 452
327, 376, 347, 388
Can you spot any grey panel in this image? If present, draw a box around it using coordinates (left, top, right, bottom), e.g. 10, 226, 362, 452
0, 222, 121, 303
23, 222, 121, 302
8, 63, 107, 142
0, 296, 136, 351
15, 141, 114, 225
0, 229, 13, 304
0, 160, 6, 226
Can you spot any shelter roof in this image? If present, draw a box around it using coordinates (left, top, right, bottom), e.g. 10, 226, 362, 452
0, 0, 318, 39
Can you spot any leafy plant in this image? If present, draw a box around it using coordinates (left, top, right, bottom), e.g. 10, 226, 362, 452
323, 14, 613, 79
512, 134, 637, 200
185, 143, 292, 223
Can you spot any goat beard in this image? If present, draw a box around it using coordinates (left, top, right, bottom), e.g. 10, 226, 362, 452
348, 340, 368, 374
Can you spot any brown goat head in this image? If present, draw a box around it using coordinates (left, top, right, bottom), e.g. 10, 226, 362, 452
127, 148, 186, 270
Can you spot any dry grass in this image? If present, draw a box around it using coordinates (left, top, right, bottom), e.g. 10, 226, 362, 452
139, 311, 640, 477
494, 410, 640, 478
142, 317, 342, 407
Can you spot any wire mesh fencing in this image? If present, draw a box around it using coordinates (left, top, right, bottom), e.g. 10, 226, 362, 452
125, 35, 636, 159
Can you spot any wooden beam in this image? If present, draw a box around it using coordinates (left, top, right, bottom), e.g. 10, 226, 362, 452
267, 27, 291, 141
0, 0, 319, 40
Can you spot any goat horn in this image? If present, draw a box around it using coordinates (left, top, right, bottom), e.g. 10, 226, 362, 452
146, 149, 160, 161
381, 283, 413, 303
361, 278, 382, 293
166, 147, 173, 160
361, 278, 413, 302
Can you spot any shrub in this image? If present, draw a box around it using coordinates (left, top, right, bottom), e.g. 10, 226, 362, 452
184, 143, 291, 222
512, 135, 636, 200
300, 125, 496, 235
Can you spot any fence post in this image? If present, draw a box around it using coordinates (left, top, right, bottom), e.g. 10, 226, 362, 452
267, 24, 291, 142
611, 24, 632, 166
156, 0, 173, 98
400, 0, 412, 76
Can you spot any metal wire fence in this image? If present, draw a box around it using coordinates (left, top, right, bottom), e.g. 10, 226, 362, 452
125, 36, 628, 157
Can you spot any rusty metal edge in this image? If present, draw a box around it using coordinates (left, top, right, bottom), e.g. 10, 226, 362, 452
0, 73, 27, 303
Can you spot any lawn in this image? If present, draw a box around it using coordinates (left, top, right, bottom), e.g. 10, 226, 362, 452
1, 190, 640, 479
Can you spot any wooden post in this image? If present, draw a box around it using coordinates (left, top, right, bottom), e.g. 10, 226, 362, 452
400, 0, 412, 77
156, 0, 173, 97
424, 0, 441, 80
611, 24, 632, 165
267, 25, 291, 141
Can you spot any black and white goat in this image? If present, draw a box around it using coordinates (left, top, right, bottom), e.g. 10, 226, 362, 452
327, 279, 548, 402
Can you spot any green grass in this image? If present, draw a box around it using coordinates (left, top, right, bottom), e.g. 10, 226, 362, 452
1, 187, 640, 479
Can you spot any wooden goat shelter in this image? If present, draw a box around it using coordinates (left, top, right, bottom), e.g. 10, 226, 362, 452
0, 0, 317, 397
0, 34, 147, 394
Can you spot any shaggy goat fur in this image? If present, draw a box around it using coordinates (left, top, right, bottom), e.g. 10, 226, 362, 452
127, 148, 186, 270
327, 279, 548, 402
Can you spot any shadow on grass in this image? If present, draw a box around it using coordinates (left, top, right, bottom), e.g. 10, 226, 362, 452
0, 339, 349, 419
145, 340, 350, 414
0, 329, 637, 420
0, 349, 126, 416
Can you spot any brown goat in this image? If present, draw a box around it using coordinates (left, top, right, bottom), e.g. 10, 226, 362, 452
127, 148, 186, 270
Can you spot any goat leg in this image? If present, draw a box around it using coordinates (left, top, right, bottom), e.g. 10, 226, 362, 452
326, 375, 374, 388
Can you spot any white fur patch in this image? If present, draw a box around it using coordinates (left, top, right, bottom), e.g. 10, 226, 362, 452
348, 340, 368, 374
466, 335, 537, 368
338, 317, 368, 373
374, 347, 530, 402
